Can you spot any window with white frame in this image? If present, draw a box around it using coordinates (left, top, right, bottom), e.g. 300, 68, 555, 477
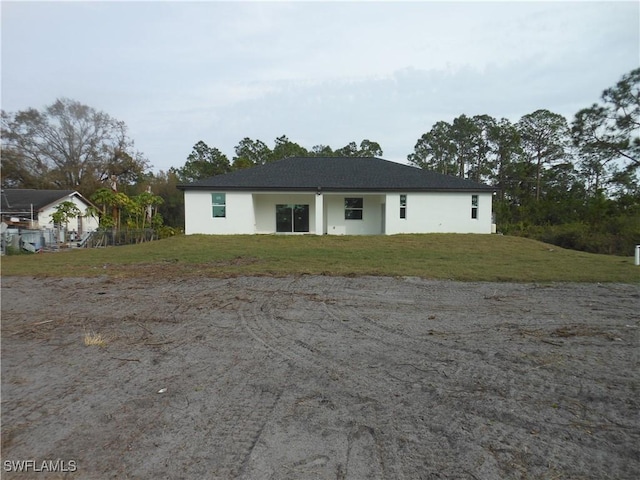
400, 194, 407, 219
471, 195, 478, 219
345, 198, 363, 220
212, 193, 226, 218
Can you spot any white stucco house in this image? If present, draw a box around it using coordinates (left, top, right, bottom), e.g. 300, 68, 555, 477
178, 157, 496, 235
1, 189, 99, 235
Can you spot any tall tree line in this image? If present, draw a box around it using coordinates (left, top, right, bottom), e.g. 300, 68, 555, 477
407, 68, 639, 242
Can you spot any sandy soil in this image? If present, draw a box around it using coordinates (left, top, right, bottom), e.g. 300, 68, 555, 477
1, 275, 639, 479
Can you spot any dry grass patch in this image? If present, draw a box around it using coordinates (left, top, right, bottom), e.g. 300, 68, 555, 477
84, 331, 107, 347
551, 325, 620, 340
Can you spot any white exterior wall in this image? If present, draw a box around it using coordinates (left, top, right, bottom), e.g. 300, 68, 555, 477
39, 196, 99, 234
384, 192, 493, 234
184, 190, 493, 235
184, 191, 255, 234
324, 194, 385, 235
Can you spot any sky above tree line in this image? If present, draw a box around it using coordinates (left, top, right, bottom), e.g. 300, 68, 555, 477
1, 0, 638, 173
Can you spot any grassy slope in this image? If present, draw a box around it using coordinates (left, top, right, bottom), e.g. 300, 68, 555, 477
1, 234, 638, 283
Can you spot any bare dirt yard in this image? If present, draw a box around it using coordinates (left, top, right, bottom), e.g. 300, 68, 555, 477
1, 275, 639, 479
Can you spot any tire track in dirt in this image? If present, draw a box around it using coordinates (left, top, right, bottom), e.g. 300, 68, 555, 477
206, 382, 284, 479
239, 293, 393, 396
236, 277, 526, 478
328, 278, 528, 478
314, 277, 640, 478
106, 345, 288, 479
230, 278, 636, 478
234, 276, 524, 479
153, 310, 288, 479
237, 282, 403, 479
315, 282, 463, 477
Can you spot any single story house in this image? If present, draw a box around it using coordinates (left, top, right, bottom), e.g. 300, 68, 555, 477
1, 189, 99, 235
178, 157, 496, 235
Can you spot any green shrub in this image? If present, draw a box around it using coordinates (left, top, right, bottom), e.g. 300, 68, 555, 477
504, 220, 640, 256
5, 245, 33, 256
155, 226, 180, 239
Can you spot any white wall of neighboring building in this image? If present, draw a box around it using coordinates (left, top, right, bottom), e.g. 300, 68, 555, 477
38, 194, 99, 234
384, 192, 493, 234
183, 190, 493, 235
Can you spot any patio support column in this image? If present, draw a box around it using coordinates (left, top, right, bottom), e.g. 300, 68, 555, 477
315, 192, 324, 235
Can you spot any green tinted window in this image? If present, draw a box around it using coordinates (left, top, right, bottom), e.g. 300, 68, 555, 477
212, 193, 226, 218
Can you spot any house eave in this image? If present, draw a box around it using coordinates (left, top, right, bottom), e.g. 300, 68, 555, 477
39, 191, 96, 211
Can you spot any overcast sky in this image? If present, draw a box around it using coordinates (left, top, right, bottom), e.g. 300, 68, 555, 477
2, 1, 638, 172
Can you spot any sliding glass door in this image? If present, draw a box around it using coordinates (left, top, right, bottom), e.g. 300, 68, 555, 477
276, 204, 309, 233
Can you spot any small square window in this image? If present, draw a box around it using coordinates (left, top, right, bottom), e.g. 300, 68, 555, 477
345, 197, 363, 220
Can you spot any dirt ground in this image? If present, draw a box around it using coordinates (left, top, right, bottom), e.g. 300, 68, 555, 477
1, 275, 639, 479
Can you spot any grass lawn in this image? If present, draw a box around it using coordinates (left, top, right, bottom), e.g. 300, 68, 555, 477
1, 234, 638, 283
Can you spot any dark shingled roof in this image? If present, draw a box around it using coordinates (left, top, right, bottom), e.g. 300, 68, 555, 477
1, 189, 86, 214
178, 157, 494, 192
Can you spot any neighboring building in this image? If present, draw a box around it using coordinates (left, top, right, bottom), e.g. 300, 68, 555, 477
0, 189, 99, 235
178, 157, 496, 235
